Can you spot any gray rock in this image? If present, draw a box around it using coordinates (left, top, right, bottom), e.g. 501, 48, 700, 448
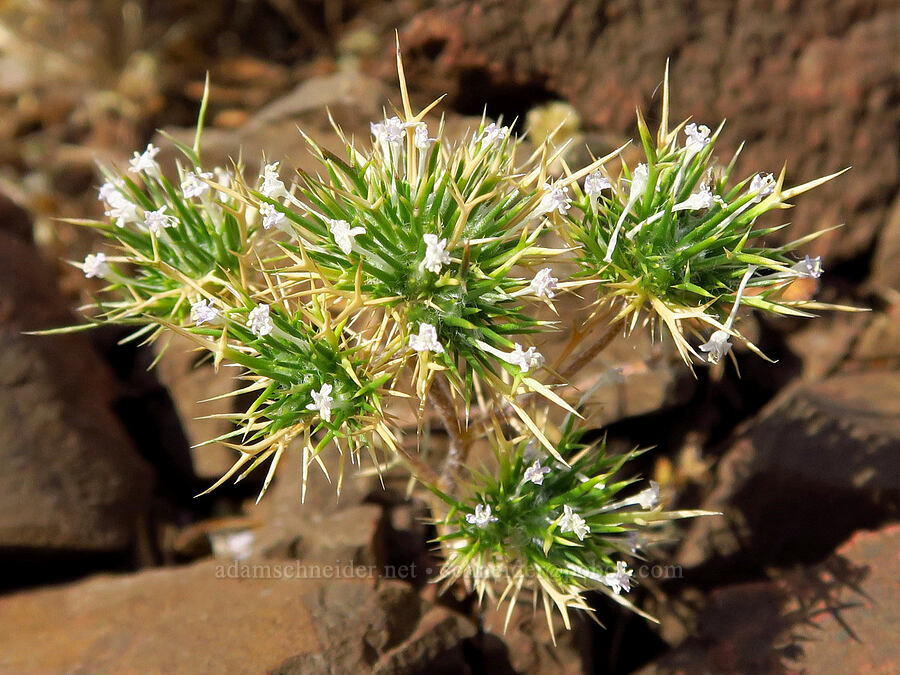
678, 369, 900, 571
0, 230, 153, 552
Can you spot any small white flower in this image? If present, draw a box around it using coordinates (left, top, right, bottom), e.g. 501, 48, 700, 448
791, 255, 823, 279
259, 203, 286, 230
209, 529, 254, 561
477, 122, 510, 149
422, 233, 451, 274
329, 219, 366, 255
371, 116, 405, 146
506, 344, 544, 373
247, 303, 274, 337
604, 164, 650, 262
537, 182, 571, 216
626, 530, 641, 554
636, 480, 661, 509
412, 122, 435, 149
476, 340, 544, 373
673, 184, 715, 212
523, 459, 551, 485
584, 171, 612, 196
143, 205, 178, 235
105, 199, 140, 229
629, 163, 650, 198
528, 267, 559, 298
259, 162, 288, 200
465, 504, 498, 527
98, 180, 124, 204
181, 171, 213, 199
213, 167, 233, 190
684, 123, 711, 153
305, 383, 334, 423
749, 172, 776, 202
83, 252, 109, 279
129, 143, 161, 176
699, 329, 732, 364
409, 323, 444, 354
190, 299, 218, 326
558, 504, 590, 541
602, 561, 633, 595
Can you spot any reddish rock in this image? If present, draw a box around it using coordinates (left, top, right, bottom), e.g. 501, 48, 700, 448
393, 1, 900, 265
641, 524, 900, 673
0, 230, 152, 553
0, 560, 449, 673
678, 369, 900, 571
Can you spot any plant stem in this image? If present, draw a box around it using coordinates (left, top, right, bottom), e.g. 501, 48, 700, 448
560, 315, 625, 381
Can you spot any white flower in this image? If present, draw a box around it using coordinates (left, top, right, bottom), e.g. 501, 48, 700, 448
584, 171, 612, 196
409, 323, 444, 354
477, 122, 510, 149
604, 164, 650, 262
749, 172, 776, 202
190, 299, 218, 326
636, 480, 661, 509
371, 116, 405, 146
83, 252, 109, 279
247, 303, 274, 337
422, 233, 451, 274
259, 162, 288, 200
259, 203, 286, 230
412, 122, 435, 149
104, 199, 140, 229
523, 459, 551, 485
558, 504, 590, 541
791, 255, 823, 279
699, 265, 757, 365
465, 504, 498, 527
629, 163, 650, 198
626, 530, 641, 554
213, 167, 233, 190
699, 329, 732, 364
210, 530, 254, 561
673, 184, 715, 212
537, 182, 571, 217
329, 219, 366, 255
684, 123, 711, 153
129, 143, 161, 176
143, 205, 178, 235
305, 383, 334, 423
476, 340, 544, 373
98, 180, 124, 204
528, 267, 559, 298
506, 344, 544, 373
181, 170, 213, 199
602, 561, 633, 595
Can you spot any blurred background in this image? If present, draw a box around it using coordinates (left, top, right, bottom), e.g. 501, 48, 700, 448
0, 1, 898, 673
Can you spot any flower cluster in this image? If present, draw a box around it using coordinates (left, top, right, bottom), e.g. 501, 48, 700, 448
60, 58, 850, 634
563, 79, 848, 364
435, 420, 709, 630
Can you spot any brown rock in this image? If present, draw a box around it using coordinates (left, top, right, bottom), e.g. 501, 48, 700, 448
0, 560, 432, 673
0, 230, 152, 552
247, 448, 383, 567
870, 179, 900, 293
394, 1, 900, 265
371, 605, 478, 675
642, 524, 900, 674
678, 369, 900, 571
0, 191, 32, 241
154, 334, 239, 480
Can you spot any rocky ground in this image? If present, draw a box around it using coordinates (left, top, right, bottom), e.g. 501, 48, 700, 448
1, 1, 898, 673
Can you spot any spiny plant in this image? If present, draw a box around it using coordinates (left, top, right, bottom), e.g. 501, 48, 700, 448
57, 52, 855, 632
